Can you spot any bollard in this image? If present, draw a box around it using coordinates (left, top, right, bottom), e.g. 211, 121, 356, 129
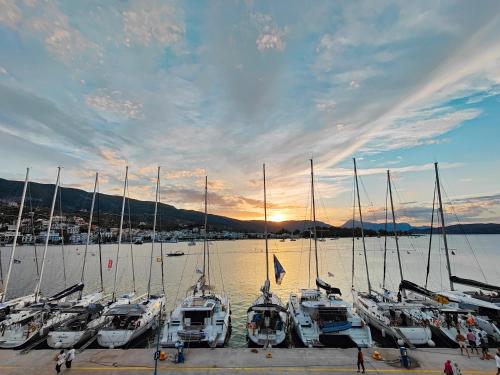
399, 346, 411, 369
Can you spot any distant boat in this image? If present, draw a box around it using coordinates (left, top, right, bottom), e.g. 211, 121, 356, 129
279, 239, 285, 242
133, 239, 143, 245
290, 238, 296, 242
13, 259, 21, 264
166, 238, 178, 243
188, 240, 196, 246
167, 251, 184, 257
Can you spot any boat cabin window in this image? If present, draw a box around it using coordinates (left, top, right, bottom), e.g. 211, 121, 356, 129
184, 310, 212, 325
318, 307, 348, 322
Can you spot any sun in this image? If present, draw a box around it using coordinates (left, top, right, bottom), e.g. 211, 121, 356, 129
269, 213, 286, 222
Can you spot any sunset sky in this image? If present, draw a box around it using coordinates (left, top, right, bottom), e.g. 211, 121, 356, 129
1, 1, 500, 225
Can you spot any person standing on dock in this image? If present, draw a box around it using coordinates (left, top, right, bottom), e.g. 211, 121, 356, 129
467, 329, 479, 355
357, 347, 365, 373
456, 330, 469, 357
443, 360, 453, 375
66, 347, 75, 369
54, 350, 65, 374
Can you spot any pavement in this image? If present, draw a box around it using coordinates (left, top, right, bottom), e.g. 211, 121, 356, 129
0, 347, 496, 374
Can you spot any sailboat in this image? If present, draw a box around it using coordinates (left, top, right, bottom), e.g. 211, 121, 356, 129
0, 168, 87, 348
352, 162, 435, 347
288, 159, 372, 348
246, 164, 288, 348
97, 166, 165, 348
162, 176, 231, 348
399, 162, 500, 344
0, 168, 37, 321
47, 172, 110, 349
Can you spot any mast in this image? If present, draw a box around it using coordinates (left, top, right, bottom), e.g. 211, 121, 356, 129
353, 158, 371, 294
35, 167, 61, 301
382, 176, 389, 290
351, 179, 356, 288
112, 166, 128, 301
97, 177, 104, 292
127, 184, 136, 293
148, 167, 160, 298
79, 172, 98, 299
425, 181, 437, 289
203, 176, 209, 283
263, 164, 269, 284
387, 170, 404, 285
2, 168, 29, 303
434, 162, 454, 291
310, 159, 319, 281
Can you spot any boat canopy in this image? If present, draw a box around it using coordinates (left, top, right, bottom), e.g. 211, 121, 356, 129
106, 304, 146, 317
48, 282, 84, 302
316, 278, 341, 295
247, 303, 288, 313
450, 276, 500, 293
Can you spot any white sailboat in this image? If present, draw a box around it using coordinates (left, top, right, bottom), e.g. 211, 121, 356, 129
246, 164, 288, 348
0, 168, 36, 321
98, 166, 165, 348
288, 159, 372, 348
399, 163, 500, 344
352, 161, 434, 347
0, 168, 88, 348
162, 176, 231, 348
48, 172, 111, 349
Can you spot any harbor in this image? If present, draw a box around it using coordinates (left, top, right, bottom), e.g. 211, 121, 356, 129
0, 347, 496, 374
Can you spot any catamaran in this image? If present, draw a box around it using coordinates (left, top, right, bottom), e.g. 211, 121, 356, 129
97, 166, 165, 348
246, 164, 288, 348
162, 176, 231, 348
288, 159, 372, 348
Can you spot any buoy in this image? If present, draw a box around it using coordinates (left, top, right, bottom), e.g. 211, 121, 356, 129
159, 351, 167, 361
427, 339, 436, 347
266, 352, 272, 358
381, 328, 386, 337
372, 351, 382, 360
397, 339, 404, 346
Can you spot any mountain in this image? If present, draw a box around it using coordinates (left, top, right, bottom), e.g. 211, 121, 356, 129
341, 219, 422, 232
0, 178, 330, 232
341, 219, 500, 234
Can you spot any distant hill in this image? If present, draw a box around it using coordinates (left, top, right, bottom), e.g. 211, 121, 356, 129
341, 219, 500, 234
0, 178, 330, 232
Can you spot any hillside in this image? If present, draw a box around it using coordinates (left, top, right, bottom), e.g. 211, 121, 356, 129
0, 178, 330, 232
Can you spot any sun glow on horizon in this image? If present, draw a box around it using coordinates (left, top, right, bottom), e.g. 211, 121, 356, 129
269, 213, 286, 222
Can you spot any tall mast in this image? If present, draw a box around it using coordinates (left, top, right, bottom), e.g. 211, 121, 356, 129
2, 168, 29, 302
425, 181, 437, 289
351, 179, 356, 288
387, 170, 404, 285
310, 159, 319, 281
79, 172, 98, 299
112, 166, 128, 301
263, 164, 269, 284
203, 176, 209, 283
434, 162, 454, 291
353, 158, 371, 294
35, 167, 61, 301
127, 183, 136, 293
148, 167, 160, 298
382, 176, 389, 290
97, 178, 104, 292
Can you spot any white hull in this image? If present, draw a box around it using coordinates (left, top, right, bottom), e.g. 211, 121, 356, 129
353, 290, 434, 347
288, 289, 372, 348
98, 295, 164, 348
162, 293, 231, 348
246, 293, 287, 347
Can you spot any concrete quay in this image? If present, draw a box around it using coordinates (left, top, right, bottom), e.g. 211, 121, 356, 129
0, 347, 496, 374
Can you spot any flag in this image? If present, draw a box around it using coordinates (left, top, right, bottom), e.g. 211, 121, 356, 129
273, 255, 286, 285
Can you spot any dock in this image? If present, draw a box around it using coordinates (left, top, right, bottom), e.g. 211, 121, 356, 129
0, 347, 496, 374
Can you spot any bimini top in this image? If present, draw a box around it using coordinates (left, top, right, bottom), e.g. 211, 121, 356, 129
106, 304, 146, 317
247, 303, 288, 313
181, 296, 217, 310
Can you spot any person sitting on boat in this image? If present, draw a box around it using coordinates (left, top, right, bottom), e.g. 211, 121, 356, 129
400, 312, 408, 327
466, 315, 476, 328
444, 314, 452, 329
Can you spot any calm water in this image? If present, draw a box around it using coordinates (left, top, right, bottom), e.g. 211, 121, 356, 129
1, 235, 499, 347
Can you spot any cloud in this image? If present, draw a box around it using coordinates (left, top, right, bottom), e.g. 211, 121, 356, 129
256, 26, 287, 51
315, 99, 336, 112
0, 0, 21, 28
85, 89, 143, 120
123, 0, 184, 47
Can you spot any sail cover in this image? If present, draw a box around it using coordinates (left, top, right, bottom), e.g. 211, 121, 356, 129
48, 282, 84, 302
273, 255, 286, 285
316, 278, 341, 295
450, 276, 500, 293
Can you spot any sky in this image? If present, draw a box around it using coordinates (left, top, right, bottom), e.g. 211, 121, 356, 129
0, 0, 499, 226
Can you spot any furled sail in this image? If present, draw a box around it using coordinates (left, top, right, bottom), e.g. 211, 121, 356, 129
48, 282, 84, 302
450, 276, 500, 293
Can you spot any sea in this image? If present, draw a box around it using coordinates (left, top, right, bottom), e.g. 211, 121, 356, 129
1, 235, 499, 348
